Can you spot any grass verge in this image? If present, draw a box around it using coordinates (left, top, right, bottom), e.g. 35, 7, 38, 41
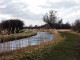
0, 30, 37, 43
1, 30, 80, 60
0, 29, 63, 60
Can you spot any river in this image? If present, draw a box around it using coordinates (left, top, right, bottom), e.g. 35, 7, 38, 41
0, 32, 53, 53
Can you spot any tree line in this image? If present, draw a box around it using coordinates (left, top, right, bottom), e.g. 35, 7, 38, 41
0, 19, 24, 34
43, 10, 71, 29
0, 10, 80, 34
43, 10, 80, 32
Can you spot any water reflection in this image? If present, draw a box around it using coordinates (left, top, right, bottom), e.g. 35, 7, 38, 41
0, 32, 53, 53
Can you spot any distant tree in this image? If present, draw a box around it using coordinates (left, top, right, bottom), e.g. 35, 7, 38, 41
72, 19, 80, 32
57, 19, 63, 29
34, 25, 38, 27
43, 10, 57, 28
43, 10, 72, 29
62, 23, 71, 29
34, 25, 38, 29
29, 24, 33, 29
58, 19, 62, 25
0, 23, 2, 34
1, 19, 24, 34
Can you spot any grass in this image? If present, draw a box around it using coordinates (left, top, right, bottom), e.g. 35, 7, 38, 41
0, 29, 62, 60
1, 30, 80, 60
0, 29, 37, 43
20, 31, 80, 60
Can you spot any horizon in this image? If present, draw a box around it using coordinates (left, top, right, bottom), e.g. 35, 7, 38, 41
0, 0, 80, 26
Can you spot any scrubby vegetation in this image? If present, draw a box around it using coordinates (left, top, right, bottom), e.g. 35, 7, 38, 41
0, 29, 37, 43
0, 19, 38, 43
1, 30, 80, 60
18, 32, 80, 60
5, 31, 80, 60
0, 29, 62, 60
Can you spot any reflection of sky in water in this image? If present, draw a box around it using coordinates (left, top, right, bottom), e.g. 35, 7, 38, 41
0, 32, 53, 53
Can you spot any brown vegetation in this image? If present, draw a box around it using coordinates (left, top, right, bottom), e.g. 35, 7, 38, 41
0, 30, 37, 43
0, 29, 63, 60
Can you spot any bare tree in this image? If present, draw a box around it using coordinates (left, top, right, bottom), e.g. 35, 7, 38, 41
72, 19, 80, 32
43, 10, 57, 28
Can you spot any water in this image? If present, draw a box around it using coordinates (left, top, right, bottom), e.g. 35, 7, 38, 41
0, 32, 53, 53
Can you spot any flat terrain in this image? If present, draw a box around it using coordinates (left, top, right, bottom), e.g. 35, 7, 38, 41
19, 31, 80, 60
0, 30, 80, 60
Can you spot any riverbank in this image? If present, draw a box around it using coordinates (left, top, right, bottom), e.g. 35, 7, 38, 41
23, 31, 80, 60
0, 29, 63, 60
8, 31, 80, 60
0, 29, 37, 43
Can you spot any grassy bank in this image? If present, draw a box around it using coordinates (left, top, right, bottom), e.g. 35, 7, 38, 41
0, 29, 63, 60
1, 30, 80, 60
0, 29, 37, 43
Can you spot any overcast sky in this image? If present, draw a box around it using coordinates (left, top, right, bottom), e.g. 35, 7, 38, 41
0, 0, 80, 26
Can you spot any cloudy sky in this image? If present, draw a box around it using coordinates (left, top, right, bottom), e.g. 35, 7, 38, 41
0, 0, 80, 26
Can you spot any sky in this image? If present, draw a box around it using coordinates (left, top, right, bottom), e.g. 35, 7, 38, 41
0, 0, 80, 26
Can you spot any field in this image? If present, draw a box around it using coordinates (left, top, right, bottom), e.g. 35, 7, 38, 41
0, 29, 80, 60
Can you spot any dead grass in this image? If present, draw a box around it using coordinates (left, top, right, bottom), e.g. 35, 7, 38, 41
0, 30, 37, 43
57, 29, 71, 32
0, 29, 63, 60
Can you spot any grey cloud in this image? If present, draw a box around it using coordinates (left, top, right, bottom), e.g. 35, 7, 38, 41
0, 0, 12, 5
0, 0, 42, 20
40, 0, 79, 9
39, 0, 80, 21
0, 0, 80, 25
